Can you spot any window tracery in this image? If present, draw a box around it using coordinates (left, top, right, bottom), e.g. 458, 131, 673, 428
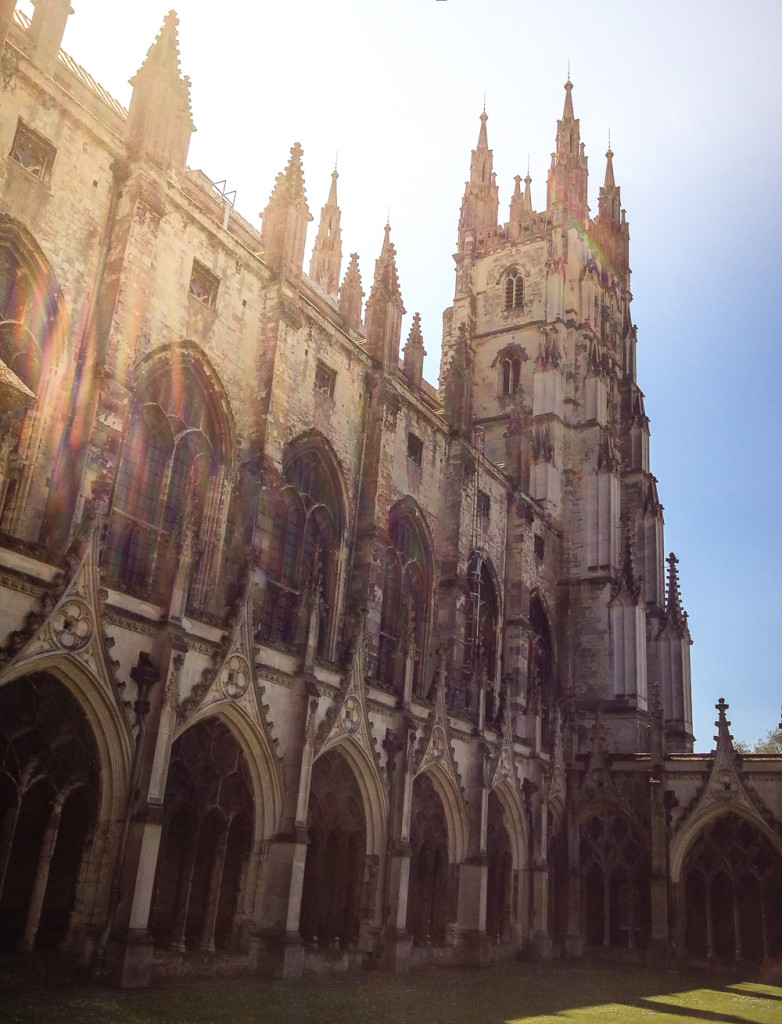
259, 444, 343, 660
105, 355, 226, 605
683, 812, 782, 961
580, 809, 650, 950
377, 509, 430, 695
504, 267, 524, 311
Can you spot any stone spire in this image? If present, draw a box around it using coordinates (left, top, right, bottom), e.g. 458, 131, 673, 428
403, 312, 426, 393
546, 80, 589, 226
28, 0, 72, 71
309, 169, 342, 299
458, 111, 499, 249
127, 11, 195, 175
260, 143, 313, 281
665, 552, 687, 635
595, 146, 630, 271
364, 224, 405, 369
339, 252, 364, 330
509, 172, 534, 237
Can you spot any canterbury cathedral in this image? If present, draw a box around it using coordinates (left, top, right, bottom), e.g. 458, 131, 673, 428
1, 2, 781, 988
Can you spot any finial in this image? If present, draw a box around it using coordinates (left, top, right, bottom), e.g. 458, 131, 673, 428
567, 58, 571, 82
527, 154, 530, 177
608, 128, 611, 150
483, 91, 486, 113
334, 151, 338, 172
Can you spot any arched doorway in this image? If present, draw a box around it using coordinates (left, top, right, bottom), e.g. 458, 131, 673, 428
682, 812, 782, 962
579, 809, 650, 950
407, 772, 452, 947
300, 748, 367, 949
0, 673, 100, 951
149, 718, 253, 952
486, 790, 513, 944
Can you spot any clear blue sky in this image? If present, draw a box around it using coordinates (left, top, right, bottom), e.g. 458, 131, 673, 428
28, 0, 782, 749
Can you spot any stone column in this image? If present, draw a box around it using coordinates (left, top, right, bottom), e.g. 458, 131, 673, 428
19, 794, 64, 951
380, 722, 415, 969
199, 821, 230, 952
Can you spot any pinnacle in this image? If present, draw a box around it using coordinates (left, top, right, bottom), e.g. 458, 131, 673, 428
140, 10, 183, 75
604, 147, 616, 190
563, 79, 575, 120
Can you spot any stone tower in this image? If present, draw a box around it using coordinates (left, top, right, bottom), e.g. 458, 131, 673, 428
443, 83, 693, 754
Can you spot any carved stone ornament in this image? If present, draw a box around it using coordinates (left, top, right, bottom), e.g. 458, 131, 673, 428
340, 694, 361, 734
220, 654, 250, 700
51, 598, 93, 651
429, 725, 446, 762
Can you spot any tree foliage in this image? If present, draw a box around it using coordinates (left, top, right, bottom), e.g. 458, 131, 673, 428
735, 728, 782, 755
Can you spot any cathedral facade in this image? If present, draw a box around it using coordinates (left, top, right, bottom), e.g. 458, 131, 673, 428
0, 3, 781, 987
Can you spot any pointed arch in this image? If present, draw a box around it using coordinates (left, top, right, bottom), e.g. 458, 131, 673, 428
105, 344, 235, 610
0, 665, 129, 952
670, 802, 782, 885
377, 497, 435, 696
149, 714, 258, 952
415, 762, 468, 865
464, 551, 502, 715
258, 432, 349, 661
0, 216, 77, 543
174, 700, 282, 842
312, 734, 388, 857
300, 745, 376, 948
490, 778, 528, 871
676, 809, 782, 961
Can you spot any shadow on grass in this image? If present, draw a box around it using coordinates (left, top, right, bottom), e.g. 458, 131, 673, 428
2, 960, 782, 1024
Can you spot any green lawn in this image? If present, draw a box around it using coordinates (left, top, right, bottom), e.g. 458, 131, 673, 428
2, 961, 781, 1023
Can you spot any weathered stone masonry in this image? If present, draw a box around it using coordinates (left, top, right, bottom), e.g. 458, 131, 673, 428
0, 3, 780, 987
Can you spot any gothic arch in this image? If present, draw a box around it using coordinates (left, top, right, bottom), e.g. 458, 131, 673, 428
258, 432, 349, 660
676, 809, 782, 961
491, 778, 527, 870
300, 746, 372, 948
176, 699, 282, 842
312, 734, 388, 857
415, 762, 468, 865
132, 342, 237, 467
377, 497, 435, 695
0, 670, 113, 951
0, 217, 75, 541
670, 803, 782, 885
0, 656, 133, 824
149, 715, 256, 952
464, 551, 503, 709
105, 344, 235, 610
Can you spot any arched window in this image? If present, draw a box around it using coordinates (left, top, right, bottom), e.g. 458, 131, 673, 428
504, 268, 524, 311
529, 596, 555, 748
105, 354, 225, 604
501, 355, 521, 395
377, 509, 430, 695
259, 443, 344, 660
463, 553, 500, 714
